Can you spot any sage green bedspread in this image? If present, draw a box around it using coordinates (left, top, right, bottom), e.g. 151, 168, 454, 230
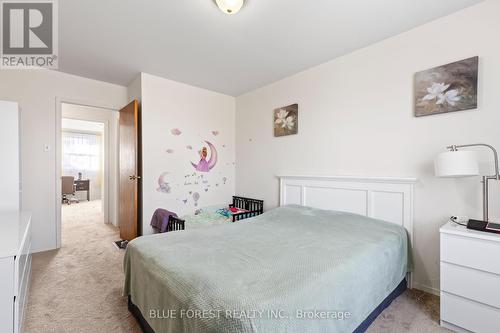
123, 205, 410, 333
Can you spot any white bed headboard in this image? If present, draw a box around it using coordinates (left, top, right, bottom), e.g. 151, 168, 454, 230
278, 175, 417, 246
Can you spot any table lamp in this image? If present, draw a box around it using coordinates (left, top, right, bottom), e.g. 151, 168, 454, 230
435, 144, 500, 222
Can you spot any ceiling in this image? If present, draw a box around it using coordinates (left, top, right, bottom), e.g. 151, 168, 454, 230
59, 0, 483, 96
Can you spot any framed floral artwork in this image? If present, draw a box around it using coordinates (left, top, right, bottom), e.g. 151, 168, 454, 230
274, 104, 298, 137
414, 57, 478, 117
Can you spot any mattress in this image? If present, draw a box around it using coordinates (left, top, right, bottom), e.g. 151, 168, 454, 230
123, 205, 410, 333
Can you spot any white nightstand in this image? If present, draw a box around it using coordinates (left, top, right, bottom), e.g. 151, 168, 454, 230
440, 222, 500, 333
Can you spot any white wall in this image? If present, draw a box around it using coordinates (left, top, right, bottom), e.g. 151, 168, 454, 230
140, 73, 236, 235
62, 104, 120, 226
127, 74, 142, 103
0, 70, 127, 253
235, 0, 500, 295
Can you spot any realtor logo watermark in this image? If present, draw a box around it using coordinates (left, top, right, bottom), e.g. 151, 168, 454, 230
1, 0, 58, 68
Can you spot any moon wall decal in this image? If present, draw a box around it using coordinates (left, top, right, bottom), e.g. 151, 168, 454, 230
191, 141, 218, 172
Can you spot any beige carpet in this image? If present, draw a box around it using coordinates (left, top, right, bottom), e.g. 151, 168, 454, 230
24, 200, 141, 333
25, 200, 449, 333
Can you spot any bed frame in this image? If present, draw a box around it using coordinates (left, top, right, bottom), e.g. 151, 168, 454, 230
229, 196, 264, 222
278, 174, 417, 287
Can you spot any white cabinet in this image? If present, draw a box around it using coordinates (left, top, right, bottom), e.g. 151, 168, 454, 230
0, 101, 20, 211
440, 222, 500, 333
0, 212, 31, 333
0, 101, 30, 332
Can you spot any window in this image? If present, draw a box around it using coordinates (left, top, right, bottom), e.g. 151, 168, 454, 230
62, 131, 103, 196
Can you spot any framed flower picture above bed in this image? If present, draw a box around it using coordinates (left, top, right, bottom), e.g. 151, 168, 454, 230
414, 56, 478, 117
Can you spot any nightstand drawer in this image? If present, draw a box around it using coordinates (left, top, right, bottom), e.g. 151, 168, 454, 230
441, 233, 500, 274
441, 292, 500, 333
441, 262, 500, 309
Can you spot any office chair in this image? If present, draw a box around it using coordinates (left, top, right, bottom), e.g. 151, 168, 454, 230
62, 176, 79, 205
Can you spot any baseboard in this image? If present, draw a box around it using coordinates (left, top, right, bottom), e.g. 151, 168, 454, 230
412, 282, 440, 296
30, 246, 58, 254
441, 320, 473, 333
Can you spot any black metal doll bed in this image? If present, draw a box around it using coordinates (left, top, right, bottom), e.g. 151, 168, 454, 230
228, 196, 264, 222
164, 196, 264, 232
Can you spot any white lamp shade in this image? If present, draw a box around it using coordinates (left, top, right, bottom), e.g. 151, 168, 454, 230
215, 0, 245, 14
435, 150, 479, 177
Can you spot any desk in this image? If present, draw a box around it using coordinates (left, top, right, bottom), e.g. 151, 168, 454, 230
74, 179, 90, 201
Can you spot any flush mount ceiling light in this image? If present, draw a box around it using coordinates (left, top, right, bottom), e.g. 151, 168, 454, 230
214, 0, 246, 15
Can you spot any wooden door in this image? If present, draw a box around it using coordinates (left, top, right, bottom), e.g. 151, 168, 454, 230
119, 100, 141, 241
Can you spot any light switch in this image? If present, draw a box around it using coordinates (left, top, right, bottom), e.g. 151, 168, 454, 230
44, 144, 50, 152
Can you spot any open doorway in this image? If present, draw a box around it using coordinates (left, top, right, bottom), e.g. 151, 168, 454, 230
61, 118, 105, 224
57, 102, 119, 247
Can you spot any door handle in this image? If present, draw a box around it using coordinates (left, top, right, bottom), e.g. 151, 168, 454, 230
129, 175, 141, 181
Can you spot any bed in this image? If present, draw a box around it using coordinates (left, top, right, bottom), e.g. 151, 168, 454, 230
124, 175, 416, 333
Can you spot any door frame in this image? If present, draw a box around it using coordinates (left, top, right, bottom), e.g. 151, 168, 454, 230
55, 97, 121, 249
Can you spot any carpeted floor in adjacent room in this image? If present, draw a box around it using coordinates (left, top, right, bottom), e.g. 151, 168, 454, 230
24, 200, 450, 333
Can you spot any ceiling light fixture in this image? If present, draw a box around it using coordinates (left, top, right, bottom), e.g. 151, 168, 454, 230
214, 0, 245, 15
